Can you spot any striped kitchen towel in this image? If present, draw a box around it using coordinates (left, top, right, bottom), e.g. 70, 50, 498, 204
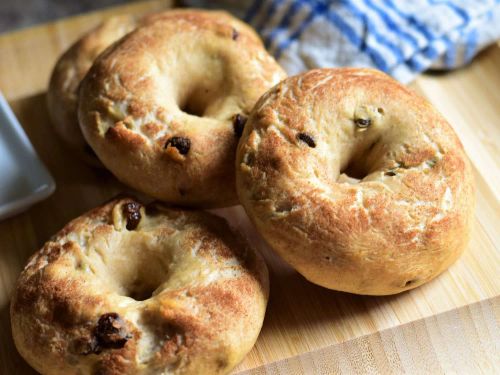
185, 0, 500, 83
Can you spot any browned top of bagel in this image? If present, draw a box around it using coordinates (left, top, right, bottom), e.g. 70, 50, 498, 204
236, 68, 475, 295
11, 197, 269, 374
78, 10, 286, 207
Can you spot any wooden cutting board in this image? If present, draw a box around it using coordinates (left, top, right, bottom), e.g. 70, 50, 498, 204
0, 1, 499, 373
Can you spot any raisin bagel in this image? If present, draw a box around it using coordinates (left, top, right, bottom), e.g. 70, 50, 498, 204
78, 10, 286, 206
47, 15, 138, 165
11, 197, 269, 374
236, 68, 475, 295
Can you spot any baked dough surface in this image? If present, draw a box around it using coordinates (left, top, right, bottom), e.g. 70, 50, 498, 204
11, 197, 269, 374
236, 68, 475, 295
78, 10, 286, 206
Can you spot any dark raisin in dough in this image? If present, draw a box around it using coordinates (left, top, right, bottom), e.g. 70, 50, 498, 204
94, 313, 130, 350
354, 118, 371, 128
122, 202, 141, 230
165, 136, 191, 155
297, 132, 316, 148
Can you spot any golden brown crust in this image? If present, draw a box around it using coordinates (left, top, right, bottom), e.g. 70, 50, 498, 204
78, 9, 286, 207
236, 68, 475, 295
47, 15, 138, 165
11, 197, 269, 374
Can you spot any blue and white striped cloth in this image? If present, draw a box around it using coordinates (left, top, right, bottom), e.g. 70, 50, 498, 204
186, 0, 500, 83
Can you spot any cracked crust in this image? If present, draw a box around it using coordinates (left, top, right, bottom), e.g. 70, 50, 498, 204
78, 9, 286, 207
236, 68, 475, 295
11, 197, 269, 374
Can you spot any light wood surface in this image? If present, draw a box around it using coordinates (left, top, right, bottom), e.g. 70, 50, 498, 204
238, 297, 500, 374
0, 1, 499, 374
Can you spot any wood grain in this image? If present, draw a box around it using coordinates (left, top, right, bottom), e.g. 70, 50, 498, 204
238, 297, 500, 374
0, 1, 498, 374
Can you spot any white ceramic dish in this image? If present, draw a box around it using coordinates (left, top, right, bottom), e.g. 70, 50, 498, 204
0, 92, 55, 220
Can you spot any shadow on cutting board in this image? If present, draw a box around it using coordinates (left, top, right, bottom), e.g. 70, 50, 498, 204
260, 254, 403, 342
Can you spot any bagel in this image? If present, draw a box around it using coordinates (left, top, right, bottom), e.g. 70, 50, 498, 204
78, 10, 286, 207
47, 15, 138, 165
236, 68, 475, 295
11, 197, 269, 374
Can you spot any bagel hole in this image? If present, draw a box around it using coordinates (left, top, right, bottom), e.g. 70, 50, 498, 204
178, 85, 217, 118
120, 256, 169, 301
180, 99, 206, 117
103, 238, 172, 301
340, 160, 371, 182
341, 163, 366, 181
125, 278, 162, 301
339, 137, 384, 183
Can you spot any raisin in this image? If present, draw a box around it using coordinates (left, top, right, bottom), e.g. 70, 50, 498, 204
354, 118, 371, 128
297, 132, 316, 148
232, 28, 239, 40
232, 114, 247, 137
165, 136, 191, 155
122, 202, 141, 230
94, 313, 131, 350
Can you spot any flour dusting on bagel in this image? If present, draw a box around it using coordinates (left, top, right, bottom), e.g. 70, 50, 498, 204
236, 68, 475, 295
11, 197, 269, 374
